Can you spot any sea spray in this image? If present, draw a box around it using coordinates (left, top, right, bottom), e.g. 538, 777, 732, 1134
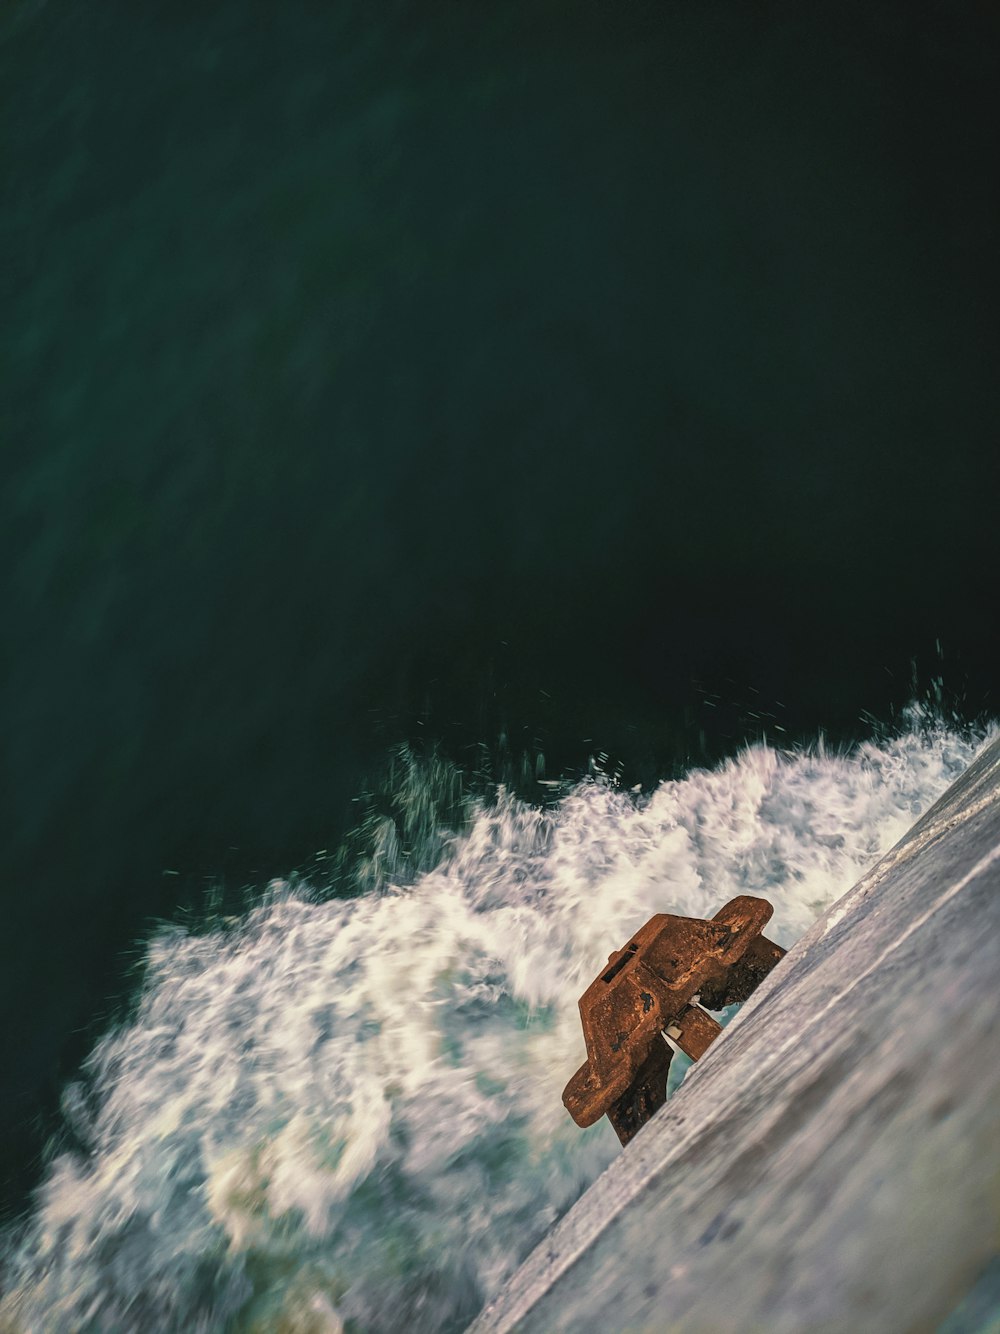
0, 718, 991, 1332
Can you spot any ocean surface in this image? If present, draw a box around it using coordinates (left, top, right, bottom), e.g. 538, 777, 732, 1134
0, 717, 992, 1330
2, 0, 998, 1323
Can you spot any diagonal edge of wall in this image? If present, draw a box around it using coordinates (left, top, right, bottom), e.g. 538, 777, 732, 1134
468, 733, 1000, 1334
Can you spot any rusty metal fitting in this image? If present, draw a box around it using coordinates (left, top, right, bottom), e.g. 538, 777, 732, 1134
562, 896, 785, 1146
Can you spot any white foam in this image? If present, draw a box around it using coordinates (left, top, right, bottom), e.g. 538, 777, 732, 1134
1, 722, 990, 1332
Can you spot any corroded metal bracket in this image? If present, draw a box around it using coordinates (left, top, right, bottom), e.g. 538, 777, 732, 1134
563, 896, 785, 1146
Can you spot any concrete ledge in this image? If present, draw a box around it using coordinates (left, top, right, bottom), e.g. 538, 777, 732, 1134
468, 735, 1000, 1333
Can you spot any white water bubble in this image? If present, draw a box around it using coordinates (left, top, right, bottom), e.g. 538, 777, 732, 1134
1, 719, 992, 1332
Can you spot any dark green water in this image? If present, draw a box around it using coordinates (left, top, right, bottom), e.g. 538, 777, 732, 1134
2, 0, 997, 1220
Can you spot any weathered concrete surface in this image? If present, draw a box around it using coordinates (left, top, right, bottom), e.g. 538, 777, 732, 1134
468, 735, 1000, 1334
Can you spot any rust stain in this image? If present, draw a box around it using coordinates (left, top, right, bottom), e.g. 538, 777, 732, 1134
562, 896, 786, 1146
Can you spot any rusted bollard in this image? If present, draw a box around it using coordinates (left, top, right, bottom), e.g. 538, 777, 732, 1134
562, 896, 785, 1146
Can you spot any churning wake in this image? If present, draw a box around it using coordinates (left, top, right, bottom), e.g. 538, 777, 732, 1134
0, 718, 991, 1332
